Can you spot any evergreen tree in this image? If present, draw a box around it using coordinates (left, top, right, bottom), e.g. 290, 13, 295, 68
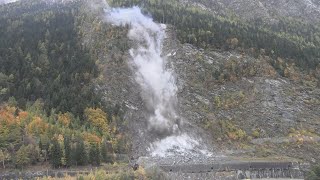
26, 144, 40, 165
100, 142, 107, 163
40, 135, 50, 162
89, 143, 95, 165
39, 138, 43, 151
74, 140, 87, 166
89, 143, 100, 166
95, 143, 100, 166
64, 136, 72, 167
50, 139, 62, 168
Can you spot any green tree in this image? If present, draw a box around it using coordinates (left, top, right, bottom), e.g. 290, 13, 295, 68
89, 143, 100, 166
15, 145, 30, 169
39, 135, 50, 162
64, 136, 72, 167
8, 126, 22, 147
26, 144, 40, 165
74, 140, 87, 166
95, 143, 101, 166
0, 126, 9, 149
100, 142, 108, 163
89, 143, 95, 165
50, 139, 62, 168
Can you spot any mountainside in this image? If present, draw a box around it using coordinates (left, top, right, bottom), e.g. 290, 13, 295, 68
0, 0, 320, 179
181, 0, 320, 25
102, 0, 320, 169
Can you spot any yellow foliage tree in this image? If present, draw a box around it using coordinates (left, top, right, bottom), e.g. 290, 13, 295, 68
83, 132, 101, 144
18, 111, 29, 124
27, 117, 49, 135
0, 106, 18, 126
57, 112, 71, 127
84, 108, 109, 135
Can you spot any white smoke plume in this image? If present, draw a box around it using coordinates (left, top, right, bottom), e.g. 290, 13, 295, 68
103, 5, 211, 158
105, 7, 180, 136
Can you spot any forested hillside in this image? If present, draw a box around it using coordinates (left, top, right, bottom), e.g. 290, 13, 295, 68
0, 0, 128, 170
111, 0, 320, 75
0, 0, 99, 115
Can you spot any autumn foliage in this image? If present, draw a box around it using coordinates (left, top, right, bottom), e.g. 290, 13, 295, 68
83, 132, 102, 144
57, 113, 72, 127
27, 117, 49, 135
0, 101, 126, 169
84, 108, 109, 135
0, 106, 19, 126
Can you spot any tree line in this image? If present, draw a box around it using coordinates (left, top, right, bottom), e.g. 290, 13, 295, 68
0, 0, 99, 117
0, 99, 126, 169
110, 0, 320, 73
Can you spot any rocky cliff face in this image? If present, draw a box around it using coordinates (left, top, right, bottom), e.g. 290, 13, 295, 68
163, 25, 320, 163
